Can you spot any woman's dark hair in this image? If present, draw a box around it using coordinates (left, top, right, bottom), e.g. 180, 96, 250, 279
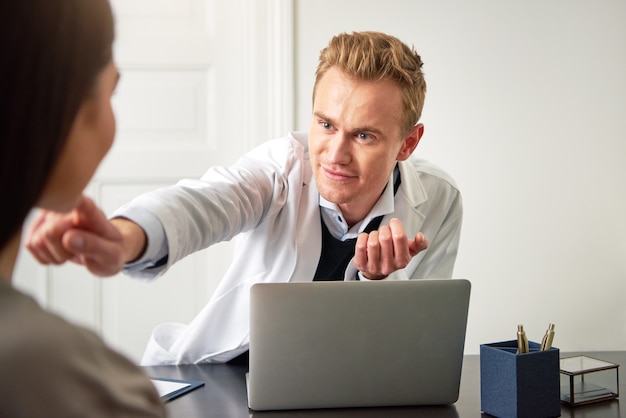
0, 0, 114, 250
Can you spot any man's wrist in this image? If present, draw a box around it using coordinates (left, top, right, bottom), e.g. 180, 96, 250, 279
111, 217, 147, 264
358, 271, 388, 281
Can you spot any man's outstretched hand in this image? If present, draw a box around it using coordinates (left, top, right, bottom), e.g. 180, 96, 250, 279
25, 195, 144, 277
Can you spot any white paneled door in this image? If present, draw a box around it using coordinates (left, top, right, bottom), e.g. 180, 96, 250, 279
14, 0, 293, 362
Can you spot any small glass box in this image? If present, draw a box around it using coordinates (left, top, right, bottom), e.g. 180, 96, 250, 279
559, 355, 619, 406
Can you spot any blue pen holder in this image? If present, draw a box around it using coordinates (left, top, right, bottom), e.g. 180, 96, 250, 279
480, 340, 560, 418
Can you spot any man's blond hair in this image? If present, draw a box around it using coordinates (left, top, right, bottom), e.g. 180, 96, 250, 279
313, 31, 426, 136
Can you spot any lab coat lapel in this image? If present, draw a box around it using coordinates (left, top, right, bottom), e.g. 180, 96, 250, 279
392, 160, 427, 238
291, 172, 323, 282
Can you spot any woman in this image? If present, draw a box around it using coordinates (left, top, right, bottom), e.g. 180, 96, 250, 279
0, 1, 165, 416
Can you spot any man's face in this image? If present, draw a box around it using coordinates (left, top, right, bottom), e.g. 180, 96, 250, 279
309, 67, 420, 225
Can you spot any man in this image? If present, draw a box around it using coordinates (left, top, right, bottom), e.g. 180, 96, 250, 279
26, 31, 463, 365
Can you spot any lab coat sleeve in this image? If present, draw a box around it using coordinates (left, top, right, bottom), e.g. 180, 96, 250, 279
114, 137, 299, 279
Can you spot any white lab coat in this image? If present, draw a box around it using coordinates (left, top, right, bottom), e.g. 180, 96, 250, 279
119, 132, 463, 365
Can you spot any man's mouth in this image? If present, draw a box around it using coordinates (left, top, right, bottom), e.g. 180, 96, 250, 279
322, 167, 356, 181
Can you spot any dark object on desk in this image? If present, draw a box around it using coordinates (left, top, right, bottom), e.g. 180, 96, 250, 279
480, 340, 560, 418
227, 350, 249, 365
247, 279, 471, 411
150, 377, 205, 402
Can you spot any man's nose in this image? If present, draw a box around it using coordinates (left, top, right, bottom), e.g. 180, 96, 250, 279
327, 133, 352, 164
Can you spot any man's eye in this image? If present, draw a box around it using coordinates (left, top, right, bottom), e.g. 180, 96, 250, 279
358, 132, 372, 140
322, 122, 331, 129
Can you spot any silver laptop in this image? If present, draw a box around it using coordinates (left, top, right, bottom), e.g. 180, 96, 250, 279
246, 279, 471, 411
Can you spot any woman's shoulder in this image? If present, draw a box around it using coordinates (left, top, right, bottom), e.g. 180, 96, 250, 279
0, 284, 105, 365
0, 284, 164, 417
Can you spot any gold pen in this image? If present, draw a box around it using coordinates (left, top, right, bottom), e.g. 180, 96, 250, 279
540, 323, 555, 351
517, 324, 529, 354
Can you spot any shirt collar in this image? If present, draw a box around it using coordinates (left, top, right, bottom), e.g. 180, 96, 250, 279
319, 171, 396, 240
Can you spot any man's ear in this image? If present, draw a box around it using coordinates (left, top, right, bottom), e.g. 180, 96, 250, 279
396, 123, 424, 161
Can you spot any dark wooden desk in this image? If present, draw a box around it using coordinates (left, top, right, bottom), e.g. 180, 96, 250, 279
144, 351, 623, 417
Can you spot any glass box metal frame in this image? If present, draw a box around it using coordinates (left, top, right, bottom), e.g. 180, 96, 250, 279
560, 355, 619, 406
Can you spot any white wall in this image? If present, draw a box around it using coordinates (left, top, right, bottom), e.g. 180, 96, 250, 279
294, 0, 626, 354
